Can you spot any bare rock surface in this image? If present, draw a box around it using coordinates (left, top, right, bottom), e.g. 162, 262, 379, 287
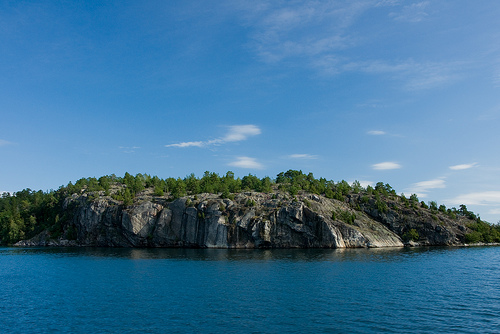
16, 191, 472, 248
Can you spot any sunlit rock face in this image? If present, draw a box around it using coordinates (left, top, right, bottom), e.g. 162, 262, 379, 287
17, 191, 470, 248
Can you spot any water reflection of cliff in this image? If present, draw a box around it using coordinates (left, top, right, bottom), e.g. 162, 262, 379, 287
2, 246, 467, 263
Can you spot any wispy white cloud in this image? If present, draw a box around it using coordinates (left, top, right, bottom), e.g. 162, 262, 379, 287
228, 156, 264, 169
241, 1, 376, 64
344, 59, 465, 90
406, 178, 446, 198
288, 154, 318, 159
119, 146, 141, 153
372, 161, 401, 170
403, 62, 463, 90
166, 125, 261, 148
478, 104, 500, 121
222, 125, 261, 142
375, 0, 400, 6
0, 139, 14, 146
367, 130, 386, 135
356, 99, 390, 109
488, 208, 500, 215
448, 191, 500, 206
449, 162, 478, 171
358, 180, 374, 188
389, 1, 430, 23
165, 141, 204, 148
235, 1, 463, 90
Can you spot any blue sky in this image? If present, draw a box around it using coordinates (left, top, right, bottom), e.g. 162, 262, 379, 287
1, 0, 500, 222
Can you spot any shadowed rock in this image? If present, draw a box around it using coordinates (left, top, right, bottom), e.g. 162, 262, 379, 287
16, 191, 472, 248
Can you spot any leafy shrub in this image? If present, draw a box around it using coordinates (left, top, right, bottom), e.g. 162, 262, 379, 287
153, 185, 164, 196
339, 210, 356, 224
464, 231, 482, 243
400, 194, 409, 207
375, 200, 388, 214
402, 229, 419, 242
333, 191, 345, 201
466, 221, 500, 243
325, 188, 334, 199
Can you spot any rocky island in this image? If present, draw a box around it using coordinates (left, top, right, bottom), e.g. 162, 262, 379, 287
3, 170, 499, 248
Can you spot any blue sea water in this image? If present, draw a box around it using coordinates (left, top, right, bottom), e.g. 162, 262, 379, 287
1, 246, 499, 334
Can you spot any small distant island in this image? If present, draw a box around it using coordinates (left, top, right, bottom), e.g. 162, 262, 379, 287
2, 170, 499, 248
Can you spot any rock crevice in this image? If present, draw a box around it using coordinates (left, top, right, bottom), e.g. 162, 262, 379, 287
16, 191, 471, 248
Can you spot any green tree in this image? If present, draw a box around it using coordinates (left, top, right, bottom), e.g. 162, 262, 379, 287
122, 188, 133, 206
242, 174, 260, 191
185, 173, 201, 194
200, 171, 220, 193
400, 193, 409, 207
171, 178, 186, 199
222, 171, 241, 193
402, 229, 419, 242
375, 182, 387, 195
87, 177, 101, 192
260, 176, 273, 193
98, 176, 111, 194
336, 180, 351, 197
153, 185, 164, 196
352, 180, 362, 193
123, 172, 135, 188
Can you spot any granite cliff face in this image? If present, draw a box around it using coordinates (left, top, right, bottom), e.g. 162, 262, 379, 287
16, 190, 471, 248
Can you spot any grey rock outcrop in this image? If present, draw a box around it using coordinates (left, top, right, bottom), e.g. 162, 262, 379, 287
16, 191, 471, 248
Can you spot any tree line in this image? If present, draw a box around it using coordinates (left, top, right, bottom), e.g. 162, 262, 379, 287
1, 170, 498, 244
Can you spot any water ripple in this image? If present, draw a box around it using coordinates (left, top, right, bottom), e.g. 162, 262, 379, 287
1, 246, 499, 333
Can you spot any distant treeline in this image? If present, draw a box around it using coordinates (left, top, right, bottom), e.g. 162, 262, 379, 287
1, 170, 498, 244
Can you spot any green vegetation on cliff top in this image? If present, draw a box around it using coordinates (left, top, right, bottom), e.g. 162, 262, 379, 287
1, 170, 499, 245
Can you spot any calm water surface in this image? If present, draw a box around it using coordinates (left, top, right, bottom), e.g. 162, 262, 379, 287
1, 246, 499, 333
